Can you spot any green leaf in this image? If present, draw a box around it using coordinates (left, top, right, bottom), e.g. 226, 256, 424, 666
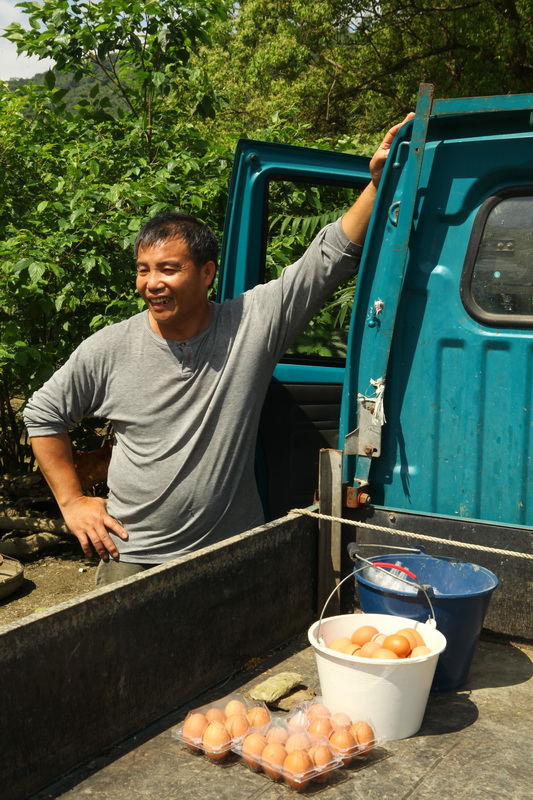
44, 70, 56, 90
151, 71, 166, 87
28, 262, 46, 282
12, 258, 31, 275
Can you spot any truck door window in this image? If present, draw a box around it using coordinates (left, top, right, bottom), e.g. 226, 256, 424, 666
462, 188, 533, 326
265, 179, 361, 361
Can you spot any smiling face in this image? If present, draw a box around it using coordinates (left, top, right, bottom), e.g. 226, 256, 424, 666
136, 238, 215, 341
135, 236, 216, 341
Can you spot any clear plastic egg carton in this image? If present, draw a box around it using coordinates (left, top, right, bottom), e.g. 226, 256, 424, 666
231, 698, 378, 791
279, 698, 379, 764
232, 724, 344, 792
170, 692, 271, 764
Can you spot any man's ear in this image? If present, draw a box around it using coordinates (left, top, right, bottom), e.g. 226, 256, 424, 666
203, 260, 216, 287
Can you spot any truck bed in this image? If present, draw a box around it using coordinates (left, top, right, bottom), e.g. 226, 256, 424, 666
34, 631, 532, 800
2, 512, 531, 800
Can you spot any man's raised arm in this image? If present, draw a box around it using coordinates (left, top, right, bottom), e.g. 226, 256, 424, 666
341, 113, 415, 245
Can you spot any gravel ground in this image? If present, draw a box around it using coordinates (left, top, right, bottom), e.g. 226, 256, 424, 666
0, 541, 99, 627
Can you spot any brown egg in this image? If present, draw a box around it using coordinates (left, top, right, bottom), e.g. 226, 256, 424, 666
286, 732, 311, 753
330, 712, 352, 730
225, 713, 251, 739
329, 728, 358, 765
241, 732, 268, 770
329, 637, 353, 653
358, 641, 381, 658
410, 627, 427, 647
307, 716, 333, 740
395, 627, 419, 650
205, 706, 226, 724
246, 705, 271, 728
308, 743, 334, 783
371, 633, 387, 646
343, 643, 362, 656
261, 742, 287, 780
181, 712, 208, 752
351, 625, 379, 646
224, 698, 247, 717
410, 645, 432, 658
266, 725, 289, 745
287, 709, 308, 733
283, 749, 314, 790
306, 702, 331, 721
202, 721, 232, 761
383, 633, 411, 658
372, 648, 399, 659
350, 720, 376, 755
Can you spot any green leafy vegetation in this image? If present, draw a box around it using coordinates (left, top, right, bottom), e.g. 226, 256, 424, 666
1, 0, 532, 470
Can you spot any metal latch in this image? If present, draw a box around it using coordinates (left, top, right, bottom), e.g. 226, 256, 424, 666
344, 378, 386, 458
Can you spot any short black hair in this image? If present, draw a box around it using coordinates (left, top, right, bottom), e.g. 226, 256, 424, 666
134, 211, 219, 269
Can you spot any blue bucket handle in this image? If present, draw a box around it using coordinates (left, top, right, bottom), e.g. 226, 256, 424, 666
315, 552, 436, 646
347, 542, 426, 562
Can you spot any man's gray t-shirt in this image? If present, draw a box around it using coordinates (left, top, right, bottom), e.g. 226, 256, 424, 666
24, 219, 361, 563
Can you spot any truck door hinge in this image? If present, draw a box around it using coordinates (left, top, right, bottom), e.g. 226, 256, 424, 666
344, 378, 386, 457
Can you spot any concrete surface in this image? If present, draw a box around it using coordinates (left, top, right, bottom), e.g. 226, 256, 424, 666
30, 630, 533, 800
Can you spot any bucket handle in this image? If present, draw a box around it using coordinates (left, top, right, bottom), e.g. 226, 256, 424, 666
315, 555, 436, 646
347, 542, 425, 561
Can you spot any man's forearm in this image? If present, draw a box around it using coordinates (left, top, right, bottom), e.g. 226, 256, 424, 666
30, 433, 85, 510
30, 433, 128, 558
341, 182, 377, 246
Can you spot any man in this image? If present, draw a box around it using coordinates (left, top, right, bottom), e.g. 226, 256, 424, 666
24, 114, 413, 586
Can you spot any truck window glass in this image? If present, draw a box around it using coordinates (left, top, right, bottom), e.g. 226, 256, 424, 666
265, 179, 360, 361
463, 189, 533, 325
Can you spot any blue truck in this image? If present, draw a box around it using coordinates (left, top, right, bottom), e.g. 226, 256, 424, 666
223, 83, 532, 640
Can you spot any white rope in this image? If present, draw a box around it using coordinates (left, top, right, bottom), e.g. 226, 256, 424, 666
289, 507, 533, 560
368, 377, 386, 425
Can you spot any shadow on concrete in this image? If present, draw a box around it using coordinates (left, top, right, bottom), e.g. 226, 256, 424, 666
418, 691, 479, 736
464, 638, 533, 689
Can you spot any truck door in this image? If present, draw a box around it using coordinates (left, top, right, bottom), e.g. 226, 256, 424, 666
342, 89, 533, 529
218, 140, 370, 519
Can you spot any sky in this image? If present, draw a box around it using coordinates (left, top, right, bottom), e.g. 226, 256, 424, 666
0, 0, 54, 80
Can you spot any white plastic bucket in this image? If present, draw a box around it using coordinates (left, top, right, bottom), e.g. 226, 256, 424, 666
308, 613, 447, 742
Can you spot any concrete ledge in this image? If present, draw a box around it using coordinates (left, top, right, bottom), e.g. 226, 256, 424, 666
0, 512, 318, 800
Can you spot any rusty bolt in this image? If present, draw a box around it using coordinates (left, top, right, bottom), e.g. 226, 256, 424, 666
364, 445, 373, 456
358, 492, 371, 506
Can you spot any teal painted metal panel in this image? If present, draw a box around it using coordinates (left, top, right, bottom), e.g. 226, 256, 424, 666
341, 91, 533, 527
218, 138, 370, 386
273, 363, 345, 384
218, 139, 370, 302
432, 93, 533, 116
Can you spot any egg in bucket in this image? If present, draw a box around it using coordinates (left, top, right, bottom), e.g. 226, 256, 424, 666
308, 565, 447, 742
353, 548, 498, 691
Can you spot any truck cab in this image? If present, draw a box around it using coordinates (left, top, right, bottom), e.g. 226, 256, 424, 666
220, 85, 533, 639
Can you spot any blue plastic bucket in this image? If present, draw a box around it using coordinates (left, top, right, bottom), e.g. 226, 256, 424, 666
354, 553, 499, 691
